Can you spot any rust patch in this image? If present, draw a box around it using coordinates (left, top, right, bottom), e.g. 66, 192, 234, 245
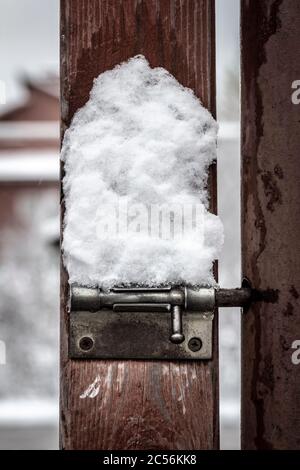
283, 302, 294, 317
290, 285, 299, 299
260, 353, 275, 393
279, 335, 290, 352
261, 170, 283, 212
274, 164, 284, 180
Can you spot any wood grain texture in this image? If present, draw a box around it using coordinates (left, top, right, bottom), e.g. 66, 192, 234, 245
60, 0, 218, 450
241, 0, 300, 449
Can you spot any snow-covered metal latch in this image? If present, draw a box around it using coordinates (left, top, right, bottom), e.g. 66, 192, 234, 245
69, 285, 252, 360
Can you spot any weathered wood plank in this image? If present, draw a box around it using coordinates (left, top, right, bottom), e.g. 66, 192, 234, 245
241, 0, 300, 449
60, 0, 218, 450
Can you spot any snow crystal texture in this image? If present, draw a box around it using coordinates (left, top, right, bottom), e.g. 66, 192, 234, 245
62, 56, 223, 288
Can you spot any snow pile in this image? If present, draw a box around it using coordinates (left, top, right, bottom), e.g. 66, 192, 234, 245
62, 56, 223, 288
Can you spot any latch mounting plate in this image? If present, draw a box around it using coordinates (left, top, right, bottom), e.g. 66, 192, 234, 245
70, 308, 213, 360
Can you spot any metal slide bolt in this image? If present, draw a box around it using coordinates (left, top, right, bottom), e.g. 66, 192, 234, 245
71, 286, 253, 352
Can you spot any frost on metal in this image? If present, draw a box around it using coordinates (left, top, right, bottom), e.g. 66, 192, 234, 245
62, 56, 223, 289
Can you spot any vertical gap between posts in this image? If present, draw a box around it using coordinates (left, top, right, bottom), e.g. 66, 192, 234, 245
215, 0, 241, 450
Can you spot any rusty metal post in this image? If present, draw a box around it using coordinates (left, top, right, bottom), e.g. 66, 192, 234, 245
241, 0, 300, 449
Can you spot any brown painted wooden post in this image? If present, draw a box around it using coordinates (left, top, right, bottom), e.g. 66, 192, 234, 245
241, 0, 300, 449
60, 0, 218, 449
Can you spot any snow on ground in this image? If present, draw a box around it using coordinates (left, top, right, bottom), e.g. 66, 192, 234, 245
62, 56, 223, 289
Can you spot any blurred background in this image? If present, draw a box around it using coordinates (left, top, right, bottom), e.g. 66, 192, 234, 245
0, 0, 240, 449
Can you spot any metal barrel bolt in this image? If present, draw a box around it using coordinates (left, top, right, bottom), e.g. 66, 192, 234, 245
70, 285, 253, 359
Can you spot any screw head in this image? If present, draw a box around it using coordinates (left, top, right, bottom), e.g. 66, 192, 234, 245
188, 337, 202, 352
79, 336, 94, 351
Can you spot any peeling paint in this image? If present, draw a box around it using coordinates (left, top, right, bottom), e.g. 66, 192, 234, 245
80, 375, 101, 399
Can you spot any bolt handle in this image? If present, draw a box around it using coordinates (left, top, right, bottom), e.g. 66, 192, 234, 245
170, 305, 185, 344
